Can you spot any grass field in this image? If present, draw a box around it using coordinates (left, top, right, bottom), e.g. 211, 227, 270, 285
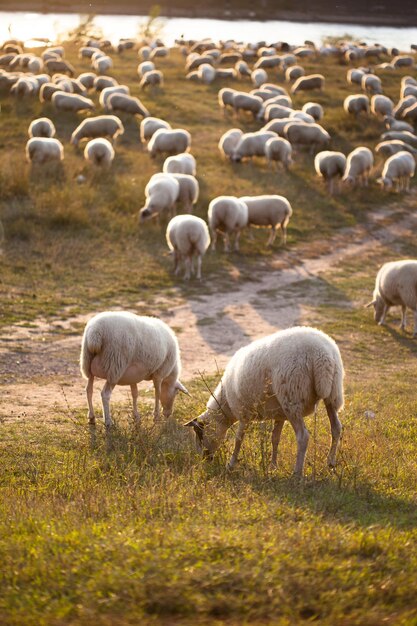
1, 35, 417, 626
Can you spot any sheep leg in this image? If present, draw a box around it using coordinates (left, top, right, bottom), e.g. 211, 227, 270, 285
184, 256, 192, 280
325, 401, 342, 468
196, 255, 202, 280
86, 376, 96, 425
224, 232, 231, 253
211, 230, 217, 251
234, 229, 241, 251
266, 225, 277, 247
270, 419, 285, 468
413, 309, 417, 337
173, 250, 180, 275
400, 305, 407, 330
153, 379, 162, 422
130, 383, 140, 422
101, 381, 115, 428
378, 303, 389, 326
228, 421, 247, 470
288, 416, 309, 476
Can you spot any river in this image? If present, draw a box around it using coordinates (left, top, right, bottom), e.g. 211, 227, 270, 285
1, 11, 417, 49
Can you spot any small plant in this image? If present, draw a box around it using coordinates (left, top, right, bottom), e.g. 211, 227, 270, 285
137, 5, 166, 43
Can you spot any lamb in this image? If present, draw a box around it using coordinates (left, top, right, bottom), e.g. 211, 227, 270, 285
375, 140, 417, 157
107, 93, 150, 117
185, 326, 344, 476
343, 94, 369, 117
71, 115, 124, 147
231, 130, 276, 162
239, 194, 292, 246
291, 74, 325, 94
28, 117, 56, 138
342, 146, 373, 187
147, 128, 191, 158
51, 92, 95, 112
366, 260, 417, 336
84, 138, 115, 167
25, 137, 64, 164
207, 196, 248, 252
99, 85, 130, 110
166, 215, 210, 280
218, 128, 243, 159
377, 151, 415, 192
361, 74, 382, 95
163, 152, 196, 176
371, 94, 394, 118
140, 69, 164, 90
302, 102, 324, 122
80, 311, 188, 426
251, 68, 268, 87
314, 151, 347, 195
264, 136, 293, 170
140, 117, 171, 144
139, 174, 180, 221
284, 122, 330, 153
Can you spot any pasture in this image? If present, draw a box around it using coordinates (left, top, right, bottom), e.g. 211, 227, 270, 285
1, 36, 417, 626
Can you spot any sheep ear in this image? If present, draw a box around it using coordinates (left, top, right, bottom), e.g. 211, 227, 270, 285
365, 300, 377, 308
176, 381, 190, 396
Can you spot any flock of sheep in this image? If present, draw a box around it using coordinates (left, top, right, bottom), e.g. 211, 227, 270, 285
2, 31, 417, 475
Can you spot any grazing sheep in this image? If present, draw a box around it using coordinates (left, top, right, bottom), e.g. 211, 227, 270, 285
139, 174, 180, 221
218, 87, 238, 114
263, 103, 293, 122
185, 326, 344, 476
291, 74, 325, 94
93, 55, 113, 74
314, 151, 347, 195
44, 58, 75, 76
77, 72, 96, 90
140, 116, 171, 144
197, 63, 216, 84
94, 75, 118, 91
284, 122, 330, 153
401, 84, 417, 99
163, 153, 196, 176
80, 311, 188, 426
377, 151, 415, 192
375, 140, 417, 157
218, 128, 244, 159
71, 115, 124, 147
392, 55, 414, 68
285, 65, 305, 82
147, 128, 191, 158
166, 173, 199, 213
216, 68, 238, 80
289, 110, 315, 123
361, 74, 382, 95
232, 92, 263, 119
342, 147, 373, 187
208, 195, 248, 252
99, 85, 130, 110
150, 47, 169, 60
366, 260, 417, 336
381, 131, 417, 148
302, 101, 324, 121
107, 93, 150, 117
264, 136, 293, 170
137, 61, 155, 77
383, 115, 414, 133
231, 130, 276, 162
240, 194, 292, 246
25, 137, 64, 164
84, 137, 115, 167
166, 215, 210, 280
235, 59, 251, 78
393, 95, 416, 119
402, 102, 417, 122
140, 69, 163, 90
51, 92, 94, 112
28, 117, 56, 138
343, 94, 370, 117
371, 94, 394, 118
39, 82, 63, 102
254, 55, 282, 70
262, 117, 298, 136
251, 68, 268, 87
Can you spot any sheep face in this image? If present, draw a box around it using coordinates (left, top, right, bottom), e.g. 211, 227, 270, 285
185, 409, 231, 458
138, 206, 157, 222
161, 379, 189, 418
377, 176, 392, 190
373, 296, 387, 324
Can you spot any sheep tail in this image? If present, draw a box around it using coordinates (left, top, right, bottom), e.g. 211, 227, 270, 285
79, 325, 102, 379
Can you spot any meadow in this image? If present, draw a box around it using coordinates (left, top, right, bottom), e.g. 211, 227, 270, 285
1, 35, 417, 626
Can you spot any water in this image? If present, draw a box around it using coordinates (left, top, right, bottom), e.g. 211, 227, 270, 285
1, 11, 417, 50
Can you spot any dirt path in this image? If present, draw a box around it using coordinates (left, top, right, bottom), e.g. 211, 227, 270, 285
1, 205, 416, 422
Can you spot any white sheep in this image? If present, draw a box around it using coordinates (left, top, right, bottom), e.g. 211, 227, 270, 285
166, 215, 210, 280
402, 102, 417, 122
381, 131, 417, 148
366, 260, 417, 336
232, 92, 263, 119
343, 94, 370, 117
197, 63, 216, 84
302, 102, 324, 122
239, 194, 292, 246
92, 55, 113, 74
77, 72, 96, 90
166, 173, 199, 213
375, 140, 417, 158
251, 68, 268, 87
80, 311, 188, 426
71, 115, 124, 147
25, 137, 64, 164
377, 151, 415, 192
84, 138, 115, 168
140, 69, 164, 90
185, 326, 344, 476
163, 153, 196, 176
285, 65, 305, 82
139, 174, 180, 221
147, 128, 191, 158
99, 85, 130, 110
264, 136, 293, 170
361, 74, 382, 95
231, 130, 276, 162
137, 60, 155, 77
208, 196, 248, 252
284, 122, 330, 153
291, 74, 325, 94
94, 75, 118, 91
218, 87, 238, 115
371, 94, 394, 118
314, 151, 347, 195
392, 95, 416, 119
107, 93, 150, 117
342, 147, 373, 187
383, 115, 414, 133
51, 92, 95, 112
218, 128, 243, 159
28, 117, 56, 138
140, 117, 172, 144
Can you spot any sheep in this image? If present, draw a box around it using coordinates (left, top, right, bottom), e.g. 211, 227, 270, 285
381, 131, 417, 148
239, 194, 292, 246
401, 84, 417, 99
147, 128, 191, 158
39, 82, 62, 102
264, 136, 293, 170
284, 122, 330, 153
80, 311, 188, 426
377, 151, 415, 192
402, 102, 417, 122
197, 63, 216, 84
262, 117, 298, 136
139, 174, 180, 221
393, 95, 416, 119
79, 46, 101, 59
371, 94, 394, 118
99, 85, 130, 110
375, 140, 417, 158
150, 46, 169, 60
107, 93, 150, 117
165, 173, 199, 213
44, 58, 75, 76
218, 87, 238, 114
392, 55, 414, 68
232, 92, 263, 119
92, 55, 113, 74
25, 137, 64, 164
137, 60, 155, 77
51, 92, 94, 113
140, 69, 164, 90
342, 147, 373, 187
231, 130, 276, 162
77, 72, 96, 90
84, 138, 115, 167
251, 68, 268, 87
383, 115, 414, 133
218, 128, 243, 159
140, 116, 171, 144
28, 117, 56, 138
163, 153, 196, 176
138, 45, 151, 60
166, 215, 210, 280
343, 94, 370, 117
235, 59, 251, 78
27, 57, 43, 73
366, 260, 417, 336
302, 102, 323, 122
71, 115, 124, 147
291, 74, 325, 94
361, 74, 382, 95
254, 55, 281, 70
94, 75, 118, 91
216, 68, 238, 80
263, 103, 293, 122
185, 326, 344, 476
10, 76, 37, 98
314, 151, 347, 195
289, 110, 315, 124
285, 65, 305, 82
207, 196, 248, 252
